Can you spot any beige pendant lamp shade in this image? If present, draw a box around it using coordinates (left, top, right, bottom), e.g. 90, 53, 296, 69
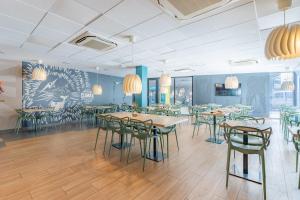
123, 74, 142, 94
92, 84, 102, 95
265, 0, 300, 60
160, 74, 171, 87
160, 86, 168, 94
32, 67, 47, 81
93, 67, 102, 95
281, 80, 295, 91
265, 25, 300, 60
225, 76, 239, 89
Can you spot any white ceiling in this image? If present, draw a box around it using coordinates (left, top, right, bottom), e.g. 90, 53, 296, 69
0, 0, 300, 77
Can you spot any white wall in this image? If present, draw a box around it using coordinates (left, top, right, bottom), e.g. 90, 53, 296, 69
0, 60, 22, 130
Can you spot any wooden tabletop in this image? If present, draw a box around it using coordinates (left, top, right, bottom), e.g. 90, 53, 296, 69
222, 120, 272, 132
99, 112, 188, 127
202, 107, 242, 117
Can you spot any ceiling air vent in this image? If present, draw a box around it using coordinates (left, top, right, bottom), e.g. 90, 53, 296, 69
229, 59, 258, 66
156, 0, 233, 20
70, 32, 117, 52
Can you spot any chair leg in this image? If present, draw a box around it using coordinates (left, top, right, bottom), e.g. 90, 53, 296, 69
120, 135, 124, 161
197, 125, 200, 135
298, 168, 300, 189
159, 135, 164, 162
166, 134, 169, 158
143, 138, 147, 171
102, 129, 109, 156
108, 131, 114, 157
148, 137, 151, 153
261, 151, 267, 200
296, 152, 299, 172
94, 127, 101, 151
192, 125, 196, 138
15, 118, 21, 135
226, 147, 231, 188
139, 139, 143, 157
127, 136, 134, 164
175, 129, 179, 151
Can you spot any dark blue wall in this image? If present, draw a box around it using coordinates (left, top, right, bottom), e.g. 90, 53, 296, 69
22, 61, 131, 122
193, 73, 271, 117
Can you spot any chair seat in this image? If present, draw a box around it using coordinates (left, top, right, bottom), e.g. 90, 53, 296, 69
231, 134, 263, 144
231, 142, 263, 152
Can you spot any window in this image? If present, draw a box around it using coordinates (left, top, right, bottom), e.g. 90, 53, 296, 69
270, 72, 294, 111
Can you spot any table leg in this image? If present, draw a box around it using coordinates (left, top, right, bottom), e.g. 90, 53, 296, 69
206, 115, 224, 144
243, 133, 248, 174
146, 126, 164, 162
112, 133, 130, 149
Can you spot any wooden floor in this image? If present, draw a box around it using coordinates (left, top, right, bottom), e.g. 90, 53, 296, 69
0, 119, 299, 200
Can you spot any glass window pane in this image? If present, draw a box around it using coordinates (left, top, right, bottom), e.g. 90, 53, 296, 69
174, 77, 193, 106
270, 72, 294, 111
148, 79, 158, 105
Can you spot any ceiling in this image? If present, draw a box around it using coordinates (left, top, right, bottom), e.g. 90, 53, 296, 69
0, 0, 300, 77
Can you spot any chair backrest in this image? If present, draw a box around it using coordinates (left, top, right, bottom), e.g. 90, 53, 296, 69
235, 116, 265, 124
226, 125, 269, 150
130, 119, 153, 137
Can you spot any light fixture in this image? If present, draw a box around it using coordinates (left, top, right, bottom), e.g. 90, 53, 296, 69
281, 80, 295, 91
92, 67, 102, 95
225, 75, 239, 89
160, 74, 171, 87
123, 74, 142, 94
32, 60, 47, 81
265, 0, 300, 60
281, 67, 295, 91
160, 86, 168, 94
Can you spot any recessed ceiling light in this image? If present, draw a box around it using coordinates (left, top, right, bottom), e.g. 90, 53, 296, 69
38, 59, 43, 64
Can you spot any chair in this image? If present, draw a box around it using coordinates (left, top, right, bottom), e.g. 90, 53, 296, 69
192, 112, 212, 138
127, 119, 164, 171
292, 130, 300, 189
108, 117, 131, 161
225, 125, 271, 200
94, 114, 111, 155
157, 124, 179, 157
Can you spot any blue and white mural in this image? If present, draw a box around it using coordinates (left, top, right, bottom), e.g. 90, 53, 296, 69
22, 61, 131, 123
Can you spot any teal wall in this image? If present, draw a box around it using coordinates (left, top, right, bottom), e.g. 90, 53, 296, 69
135, 66, 148, 107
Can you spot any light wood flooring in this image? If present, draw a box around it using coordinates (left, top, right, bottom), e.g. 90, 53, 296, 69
0, 119, 299, 200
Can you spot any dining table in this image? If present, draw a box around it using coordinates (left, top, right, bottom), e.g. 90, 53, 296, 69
201, 107, 242, 144
100, 112, 188, 162
222, 120, 272, 184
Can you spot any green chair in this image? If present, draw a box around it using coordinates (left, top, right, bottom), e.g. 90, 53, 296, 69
225, 125, 271, 200
192, 112, 212, 138
127, 119, 164, 171
108, 117, 131, 161
157, 124, 179, 157
94, 114, 111, 155
292, 130, 300, 189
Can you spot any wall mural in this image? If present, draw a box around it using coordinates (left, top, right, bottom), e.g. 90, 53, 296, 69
22, 61, 126, 123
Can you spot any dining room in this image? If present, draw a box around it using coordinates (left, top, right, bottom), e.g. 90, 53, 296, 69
0, 0, 300, 200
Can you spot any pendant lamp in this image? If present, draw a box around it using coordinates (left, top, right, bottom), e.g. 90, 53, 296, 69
32, 60, 47, 81
123, 74, 142, 94
160, 74, 171, 87
265, 0, 300, 60
225, 75, 239, 89
92, 67, 102, 95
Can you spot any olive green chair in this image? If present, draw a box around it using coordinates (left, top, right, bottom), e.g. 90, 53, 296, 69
108, 117, 131, 161
94, 114, 111, 155
225, 125, 271, 200
127, 119, 164, 171
292, 131, 300, 189
157, 124, 178, 157
192, 112, 212, 138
